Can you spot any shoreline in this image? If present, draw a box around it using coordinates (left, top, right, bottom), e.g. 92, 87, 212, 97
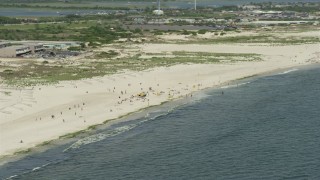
0, 63, 319, 166
0, 64, 304, 165
0, 63, 317, 164
0, 43, 319, 162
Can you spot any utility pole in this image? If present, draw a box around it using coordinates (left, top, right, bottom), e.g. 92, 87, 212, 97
195, 0, 197, 11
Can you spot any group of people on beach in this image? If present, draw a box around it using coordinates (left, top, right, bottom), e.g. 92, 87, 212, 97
19, 79, 204, 144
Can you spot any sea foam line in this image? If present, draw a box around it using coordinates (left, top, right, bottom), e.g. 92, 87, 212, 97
278, 68, 298, 75
5, 162, 52, 180
63, 109, 173, 152
63, 124, 137, 152
221, 81, 251, 89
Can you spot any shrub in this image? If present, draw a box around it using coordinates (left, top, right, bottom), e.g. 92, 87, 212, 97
198, 29, 207, 34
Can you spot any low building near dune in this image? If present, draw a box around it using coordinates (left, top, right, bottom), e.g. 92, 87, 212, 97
0, 43, 45, 58
0, 41, 81, 58
0, 45, 32, 58
28, 44, 45, 54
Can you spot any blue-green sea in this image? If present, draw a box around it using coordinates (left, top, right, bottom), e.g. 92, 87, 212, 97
1, 64, 320, 179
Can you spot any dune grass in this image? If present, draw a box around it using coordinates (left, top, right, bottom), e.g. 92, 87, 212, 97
0, 51, 261, 86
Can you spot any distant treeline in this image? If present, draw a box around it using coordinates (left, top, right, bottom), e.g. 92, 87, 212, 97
0, 20, 133, 44
0, 14, 124, 24
249, 2, 320, 13
0, 16, 23, 24
0, 0, 174, 3
1, 1, 318, 13
262, 6, 320, 13
0, 3, 132, 10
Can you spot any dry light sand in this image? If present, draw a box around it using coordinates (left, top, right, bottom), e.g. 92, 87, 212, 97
0, 43, 319, 157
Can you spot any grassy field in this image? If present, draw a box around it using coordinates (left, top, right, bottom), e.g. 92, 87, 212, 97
0, 19, 131, 42
0, 20, 98, 30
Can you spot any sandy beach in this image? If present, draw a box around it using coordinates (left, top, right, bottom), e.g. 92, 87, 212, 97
0, 43, 319, 157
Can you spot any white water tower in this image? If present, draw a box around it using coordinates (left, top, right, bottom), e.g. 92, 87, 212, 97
153, 0, 164, 15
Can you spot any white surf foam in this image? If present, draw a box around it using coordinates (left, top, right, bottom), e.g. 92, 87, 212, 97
32, 167, 41, 171
5, 162, 52, 180
5, 175, 18, 180
221, 81, 251, 89
64, 124, 137, 152
63, 108, 174, 152
278, 68, 298, 75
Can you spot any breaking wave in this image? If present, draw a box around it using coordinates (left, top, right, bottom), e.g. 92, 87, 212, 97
63, 109, 174, 152
278, 68, 298, 75
220, 81, 251, 89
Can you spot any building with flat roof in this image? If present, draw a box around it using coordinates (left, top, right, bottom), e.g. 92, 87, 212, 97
0, 45, 32, 58
28, 44, 44, 54
0, 41, 79, 58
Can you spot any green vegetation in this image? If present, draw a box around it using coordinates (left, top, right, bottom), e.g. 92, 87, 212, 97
39, 140, 52, 146
94, 50, 119, 59
0, 3, 131, 10
0, 19, 134, 43
0, 2, 318, 86
0, 16, 21, 24
14, 148, 31, 155
67, 46, 83, 51
149, 51, 262, 64
0, 51, 261, 86
198, 29, 207, 34
180, 35, 320, 45
59, 130, 87, 139
259, 3, 320, 13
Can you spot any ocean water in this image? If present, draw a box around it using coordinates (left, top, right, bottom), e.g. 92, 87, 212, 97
1, 64, 320, 179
